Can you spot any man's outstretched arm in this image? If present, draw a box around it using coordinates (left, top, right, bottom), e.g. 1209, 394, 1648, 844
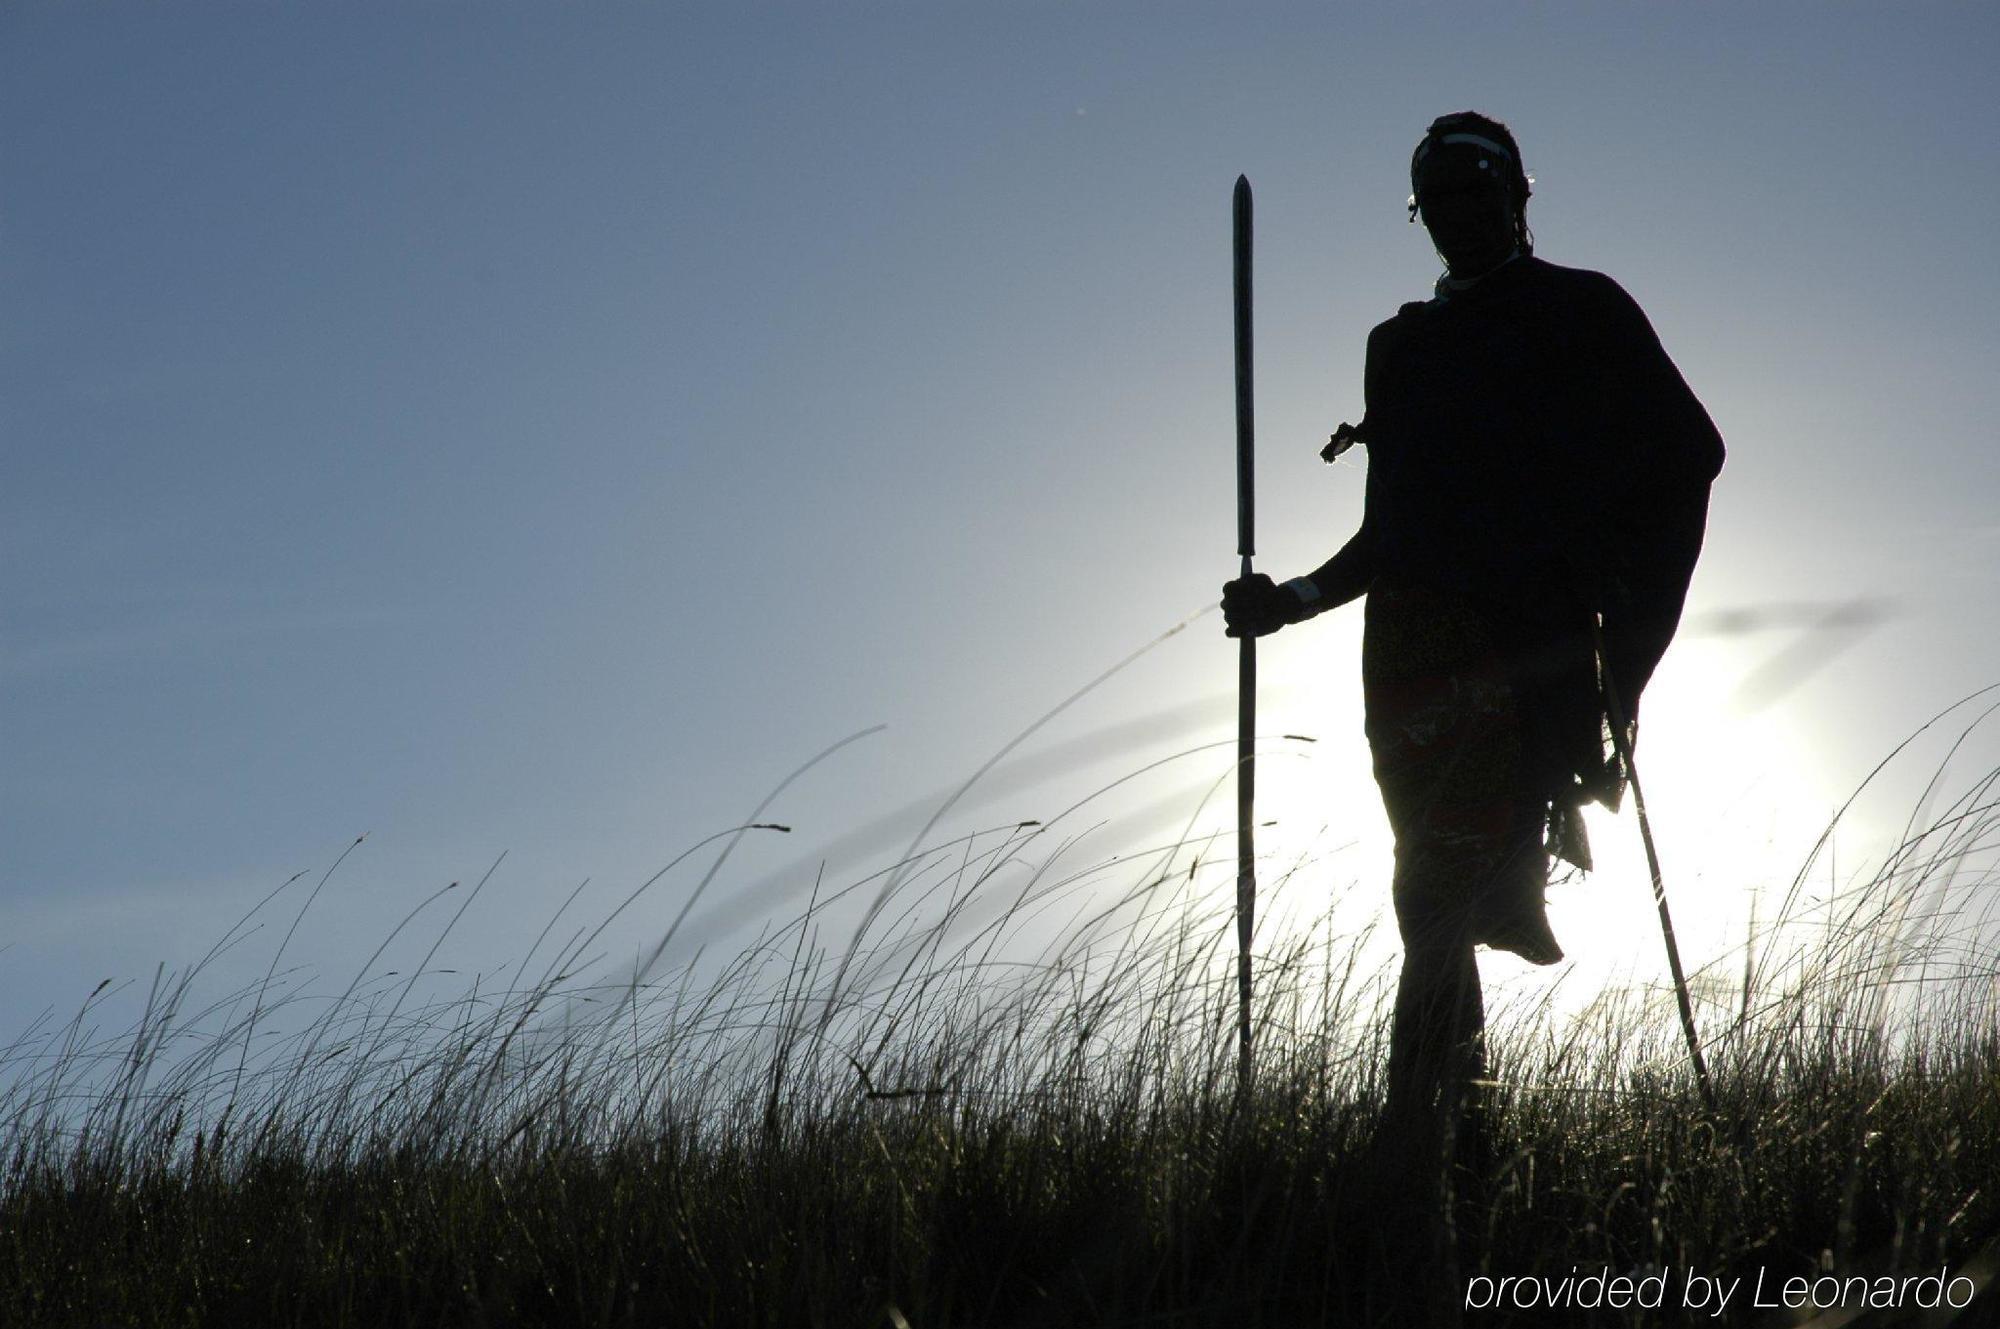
1222, 489, 1378, 638
1221, 415, 1383, 637
1297, 510, 1378, 614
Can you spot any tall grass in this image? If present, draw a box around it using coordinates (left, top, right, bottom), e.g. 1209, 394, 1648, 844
3, 708, 1999, 1326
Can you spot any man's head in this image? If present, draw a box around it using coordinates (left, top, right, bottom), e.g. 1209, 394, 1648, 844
1408, 112, 1532, 277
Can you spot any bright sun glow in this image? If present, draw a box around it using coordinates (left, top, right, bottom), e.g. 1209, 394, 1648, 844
1533, 635, 1844, 1022
1184, 621, 1849, 1032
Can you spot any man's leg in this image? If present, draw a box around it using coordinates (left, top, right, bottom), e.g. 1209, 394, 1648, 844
1360, 887, 1483, 1327
1386, 885, 1485, 1123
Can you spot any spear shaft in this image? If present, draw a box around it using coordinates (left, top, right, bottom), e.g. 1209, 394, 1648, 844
1594, 617, 1717, 1113
1233, 175, 1256, 1094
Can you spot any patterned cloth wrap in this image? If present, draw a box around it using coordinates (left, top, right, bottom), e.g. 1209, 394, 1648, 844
1362, 576, 1548, 945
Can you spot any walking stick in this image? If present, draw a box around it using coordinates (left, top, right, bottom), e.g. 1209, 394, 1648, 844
1593, 617, 1718, 1114
1232, 175, 1256, 1095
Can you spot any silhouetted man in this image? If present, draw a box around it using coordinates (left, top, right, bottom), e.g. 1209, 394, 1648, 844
1222, 112, 1724, 1143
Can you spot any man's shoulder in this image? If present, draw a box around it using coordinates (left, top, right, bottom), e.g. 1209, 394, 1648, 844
1519, 256, 1640, 310
1367, 257, 1641, 349
1369, 300, 1435, 347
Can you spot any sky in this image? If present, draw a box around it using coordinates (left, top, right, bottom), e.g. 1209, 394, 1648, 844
5, 4, 1998, 1047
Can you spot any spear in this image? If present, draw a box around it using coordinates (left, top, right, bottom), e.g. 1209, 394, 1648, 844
1233, 174, 1256, 1094
1594, 618, 1717, 1114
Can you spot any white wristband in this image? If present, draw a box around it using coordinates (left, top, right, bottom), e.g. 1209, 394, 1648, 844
1282, 576, 1323, 617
